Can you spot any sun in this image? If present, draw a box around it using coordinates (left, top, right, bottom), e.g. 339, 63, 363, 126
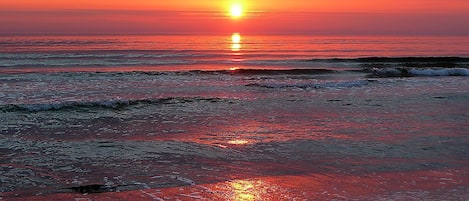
230, 4, 243, 18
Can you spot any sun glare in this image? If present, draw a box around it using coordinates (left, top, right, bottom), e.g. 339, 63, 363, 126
227, 139, 250, 145
231, 33, 241, 43
230, 4, 243, 18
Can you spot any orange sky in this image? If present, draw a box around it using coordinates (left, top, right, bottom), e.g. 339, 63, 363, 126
1, 0, 468, 35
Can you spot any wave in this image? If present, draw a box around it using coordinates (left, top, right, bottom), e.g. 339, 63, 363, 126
1, 52, 468, 76
409, 68, 469, 76
2, 50, 468, 69
0, 97, 225, 112
246, 80, 373, 89
309, 57, 469, 63
187, 68, 337, 75
309, 57, 469, 68
4, 68, 338, 77
369, 67, 469, 77
0, 39, 118, 47
95, 67, 468, 77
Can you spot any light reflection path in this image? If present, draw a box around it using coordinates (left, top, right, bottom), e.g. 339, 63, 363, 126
213, 179, 270, 201
227, 139, 251, 146
232, 33, 241, 44
230, 180, 259, 201
230, 33, 243, 67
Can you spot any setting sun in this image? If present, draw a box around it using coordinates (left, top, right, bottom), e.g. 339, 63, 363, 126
230, 4, 243, 18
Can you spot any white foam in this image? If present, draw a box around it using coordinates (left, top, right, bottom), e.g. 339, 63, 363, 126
372, 67, 469, 77
250, 80, 370, 89
12, 99, 133, 112
409, 68, 469, 76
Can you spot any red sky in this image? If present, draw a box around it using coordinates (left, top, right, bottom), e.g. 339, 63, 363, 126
1, 0, 468, 35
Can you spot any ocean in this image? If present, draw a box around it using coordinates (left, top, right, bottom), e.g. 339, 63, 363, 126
1, 35, 468, 200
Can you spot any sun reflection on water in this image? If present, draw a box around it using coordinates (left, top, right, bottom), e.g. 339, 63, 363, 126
230, 33, 243, 68
209, 177, 292, 200
230, 180, 261, 201
227, 139, 250, 145
232, 33, 241, 43
231, 33, 242, 52
231, 43, 242, 51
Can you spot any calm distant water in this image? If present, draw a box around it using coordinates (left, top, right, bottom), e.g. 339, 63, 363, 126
1, 35, 469, 73
1, 35, 468, 200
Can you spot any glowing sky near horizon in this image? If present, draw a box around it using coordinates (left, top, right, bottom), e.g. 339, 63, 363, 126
1, 0, 468, 35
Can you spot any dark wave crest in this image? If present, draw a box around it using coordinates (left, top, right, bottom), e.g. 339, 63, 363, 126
0, 97, 225, 112
310, 57, 469, 63
309, 57, 469, 68
246, 80, 374, 89
367, 67, 469, 77
36, 68, 339, 77
188, 68, 337, 75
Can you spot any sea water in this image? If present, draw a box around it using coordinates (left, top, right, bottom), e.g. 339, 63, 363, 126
0, 35, 468, 200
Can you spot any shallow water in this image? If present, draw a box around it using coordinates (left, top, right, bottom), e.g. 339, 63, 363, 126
1, 35, 468, 200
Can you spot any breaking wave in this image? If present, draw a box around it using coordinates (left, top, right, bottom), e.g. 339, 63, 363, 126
246, 80, 373, 89
369, 68, 469, 77
2, 50, 468, 70
409, 68, 469, 76
189, 68, 337, 75
0, 97, 225, 112
309, 57, 469, 63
